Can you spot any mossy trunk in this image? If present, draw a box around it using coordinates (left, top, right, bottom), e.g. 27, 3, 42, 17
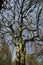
15, 41, 26, 65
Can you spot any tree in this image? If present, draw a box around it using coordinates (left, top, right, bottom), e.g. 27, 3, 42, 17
0, 0, 43, 65
0, 39, 11, 65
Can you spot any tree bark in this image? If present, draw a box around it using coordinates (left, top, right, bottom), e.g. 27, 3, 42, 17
15, 41, 26, 65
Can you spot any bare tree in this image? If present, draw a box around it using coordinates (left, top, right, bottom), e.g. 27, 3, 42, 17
0, 0, 43, 65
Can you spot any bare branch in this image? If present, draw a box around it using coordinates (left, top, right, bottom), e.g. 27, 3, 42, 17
23, 4, 36, 18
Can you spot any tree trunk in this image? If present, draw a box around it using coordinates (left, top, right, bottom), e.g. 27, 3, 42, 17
15, 41, 26, 65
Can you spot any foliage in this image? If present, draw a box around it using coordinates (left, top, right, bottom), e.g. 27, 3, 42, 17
25, 54, 38, 65
0, 40, 12, 65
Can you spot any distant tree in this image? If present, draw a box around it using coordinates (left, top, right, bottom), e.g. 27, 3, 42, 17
0, 40, 11, 65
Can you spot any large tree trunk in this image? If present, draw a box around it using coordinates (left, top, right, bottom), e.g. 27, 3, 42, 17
15, 44, 20, 65
15, 41, 26, 65
20, 43, 26, 65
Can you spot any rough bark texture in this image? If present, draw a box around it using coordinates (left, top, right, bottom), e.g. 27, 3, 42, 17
14, 40, 26, 65
12, 40, 26, 65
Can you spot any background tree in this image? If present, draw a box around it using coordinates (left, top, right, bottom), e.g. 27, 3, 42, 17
0, 39, 12, 65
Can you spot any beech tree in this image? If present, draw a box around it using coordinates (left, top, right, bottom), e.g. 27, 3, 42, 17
0, 0, 43, 65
